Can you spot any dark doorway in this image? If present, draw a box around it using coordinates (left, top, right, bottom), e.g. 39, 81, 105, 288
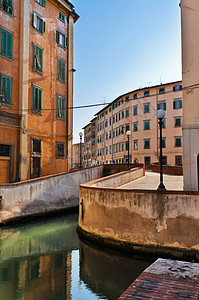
32, 157, 41, 179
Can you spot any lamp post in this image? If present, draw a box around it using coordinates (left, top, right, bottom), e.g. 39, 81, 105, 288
156, 109, 166, 190
79, 132, 83, 168
86, 145, 89, 167
126, 130, 131, 170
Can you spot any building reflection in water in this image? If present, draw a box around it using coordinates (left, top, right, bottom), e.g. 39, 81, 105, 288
0, 213, 154, 300
0, 214, 79, 300
79, 239, 154, 300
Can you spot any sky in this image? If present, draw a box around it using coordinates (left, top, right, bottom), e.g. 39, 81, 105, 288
71, 0, 182, 143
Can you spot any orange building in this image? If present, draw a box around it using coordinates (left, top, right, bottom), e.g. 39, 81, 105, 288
0, 0, 79, 183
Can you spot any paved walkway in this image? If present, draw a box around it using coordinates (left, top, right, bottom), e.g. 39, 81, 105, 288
118, 258, 199, 299
118, 171, 183, 191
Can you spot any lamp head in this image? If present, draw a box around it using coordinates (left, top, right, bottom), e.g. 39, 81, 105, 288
126, 130, 131, 136
156, 109, 165, 120
79, 132, 83, 137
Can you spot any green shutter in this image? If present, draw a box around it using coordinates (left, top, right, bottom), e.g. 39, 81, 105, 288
33, 13, 37, 28
42, 0, 46, 7
42, 20, 46, 34
56, 30, 59, 43
1, 30, 7, 56
33, 86, 42, 112
64, 36, 68, 48
180, 100, 182, 108
164, 102, 166, 110
1, 29, 12, 59
62, 61, 65, 82
0, 75, 12, 104
157, 103, 160, 110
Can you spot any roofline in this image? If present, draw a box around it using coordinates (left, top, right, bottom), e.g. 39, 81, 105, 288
56, 0, 79, 22
95, 80, 182, 116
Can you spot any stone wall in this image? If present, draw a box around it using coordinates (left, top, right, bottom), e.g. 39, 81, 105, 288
78, 169, 199, 259
0, 166, 103, 223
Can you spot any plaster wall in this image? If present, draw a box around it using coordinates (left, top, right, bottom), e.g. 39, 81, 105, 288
0, 166, 103, 223
79, 176, 199, 255
181, 0, 199, 190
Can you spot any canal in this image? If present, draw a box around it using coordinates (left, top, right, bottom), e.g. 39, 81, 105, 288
0, 213, 154, 300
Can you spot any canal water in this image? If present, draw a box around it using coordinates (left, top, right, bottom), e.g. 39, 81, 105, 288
0, 213, 154, 300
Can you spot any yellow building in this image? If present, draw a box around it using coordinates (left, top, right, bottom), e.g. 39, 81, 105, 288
181, 0, 199, 191
84, 81, 183, 166
0, 0, 78, 183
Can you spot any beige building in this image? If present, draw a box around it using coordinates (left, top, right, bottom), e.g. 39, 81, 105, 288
72, 143, 84, 169
83, 117, 97, 167
84, 81, 183, 166
181, 0, 199, 191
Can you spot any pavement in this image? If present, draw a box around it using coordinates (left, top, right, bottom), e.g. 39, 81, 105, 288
118, 258, 199, 299
118, 171, 183, 191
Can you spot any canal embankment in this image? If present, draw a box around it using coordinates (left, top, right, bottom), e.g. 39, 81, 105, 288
0, 166, 104, 224
78, 166, 199, 261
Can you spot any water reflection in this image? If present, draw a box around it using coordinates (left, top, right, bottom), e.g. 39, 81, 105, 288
0, 214, 154, 300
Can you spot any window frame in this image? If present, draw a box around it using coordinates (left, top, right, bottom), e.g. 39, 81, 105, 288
133, 140, 138, 150
174, 117, 182, 127
133, 122, 138, 132
0, 26, 13, 60
144, 120, 150, 130
175, 137, 182, 148
32, 12, 46, 34
0, 73, 12, 107
56, 94, 65, 120
56, 141, 65, 159
144, 103, 150, 114
56, 29, 67, 49
32, 84, 42, 114
33, 43, 43, 74
59, 12, 65, 23
35, 0, 46, 7
144, 139, 150, 149
57, 57, 65, 83
1, 0, 14, 16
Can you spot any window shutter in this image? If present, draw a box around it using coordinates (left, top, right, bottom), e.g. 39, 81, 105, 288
33, 87, 37, 110
7, 32, 12, 59
56, 30, 59, 43
173, 101, 175, 109
42, 20, 46, 34
64, 36, 68, 48
58, 60, 61, 80
180, 100, 182, 108
62, 61, 65, 82
42, 0, 46, 7
33, 13, 37, 28
1, 30, 7, 56
164, 102, 166, 110
7, 77, 11, 104
157, 103, 160, 110
38, 89, 42, 110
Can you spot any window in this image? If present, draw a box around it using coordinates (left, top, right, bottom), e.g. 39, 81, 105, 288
122, 111, 124, 119
126, 109, 129, 117
173, 99, 182, 109
32, 13, 46, 34
59, 12, 65, 23
159, 87, 165, 94
109, 131, 111, 139
116, 115, 118, 122
144, 120, 150, 130
144, 139, 150, 149
56, 30, 67, 48
1, 28, 13, 59
133, 105, 137, 116
57, 94, 65, 119
113, 130, 115, 138
33, 44, 43, 73
134, 140, 138, 150
121, 143, 124, 151
126, 124, 129, 132
32, 139, 41, 153
125, 96, 129, 102
57, 58, 65, 83
175, 155, 182, 166
113, 116, 115, 123
144, 90, 150, 97
162, 156, 167, 165
56, 142, 65, 158
173, 85, 182, 92
106, 133, 108, 140
175, 117, 181, 127
35, 0, 46, 7
105, 120, 108, 127
28, 258, 40, 281
109, 118, 111, 126
116, 129, 118, 136
33, 85, 42, 113
133, 122, 138, 132
125, 141, 129, 151
0, 144, 9, 157
133, 93, 137, 99
159, 138, 166, 148
175, 137, 182, 147
157, 102, 166, 111
144, 103, 150, 113
144, 156, 151, 165
0, 74, 12, 105
109, 107, 111, 113
2, 0, 13, 14
109, 146, 111, 154
162, 119, 166, 128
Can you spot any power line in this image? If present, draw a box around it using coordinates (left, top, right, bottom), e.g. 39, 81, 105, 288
0, 82, 198, 113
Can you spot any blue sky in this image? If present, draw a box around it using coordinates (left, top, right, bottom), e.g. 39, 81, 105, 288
71, 0, 182, 143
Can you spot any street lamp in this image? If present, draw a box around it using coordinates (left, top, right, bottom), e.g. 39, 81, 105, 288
126, 130, 131, 170
79, 132, 83, 168
156, 109, 166, 190
86, 145, 89, 167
